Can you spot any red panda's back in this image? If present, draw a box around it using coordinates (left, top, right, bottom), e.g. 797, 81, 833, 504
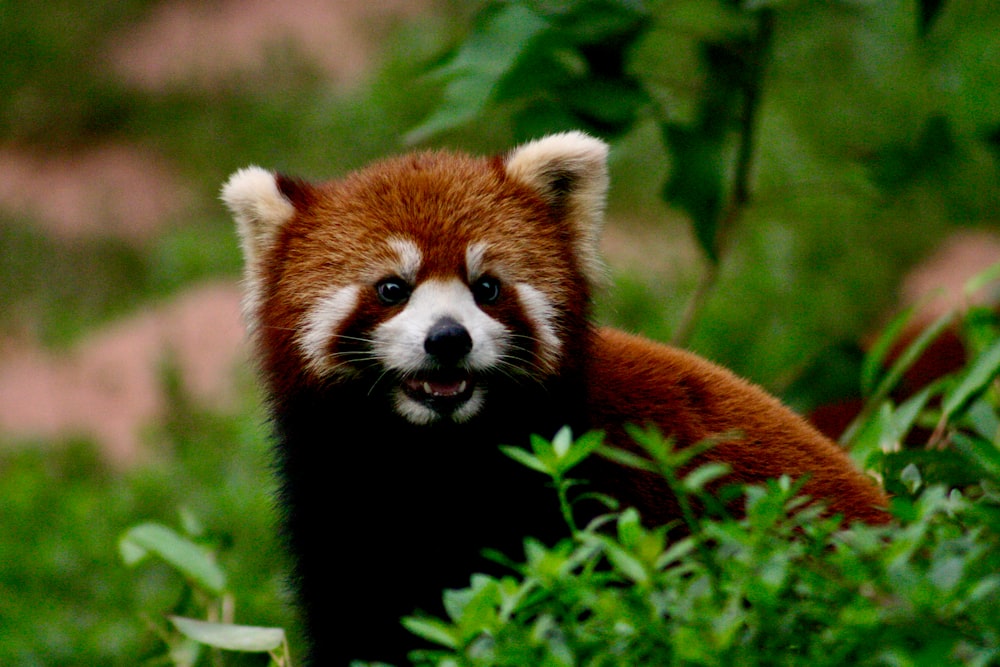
585, 327, 890, 524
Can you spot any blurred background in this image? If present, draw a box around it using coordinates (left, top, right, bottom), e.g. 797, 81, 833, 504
1, 0, 998, 664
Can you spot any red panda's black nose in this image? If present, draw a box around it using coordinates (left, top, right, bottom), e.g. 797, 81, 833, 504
425, 317, 473, 364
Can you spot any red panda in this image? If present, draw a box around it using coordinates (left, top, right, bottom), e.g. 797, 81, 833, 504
222, 131, 889, 666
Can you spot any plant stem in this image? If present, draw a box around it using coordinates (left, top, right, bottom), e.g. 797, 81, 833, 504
660, 465, 723, 587
671, 259, 719, 349
671, 9, 775, 348
555, 475, 578, 535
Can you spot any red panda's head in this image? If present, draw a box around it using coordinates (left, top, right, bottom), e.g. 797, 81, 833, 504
222, 132, 609, 425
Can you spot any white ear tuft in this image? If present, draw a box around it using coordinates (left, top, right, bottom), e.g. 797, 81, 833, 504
222, 166, 298, 339
504, 131, 610, 286
221, 166, 296, 267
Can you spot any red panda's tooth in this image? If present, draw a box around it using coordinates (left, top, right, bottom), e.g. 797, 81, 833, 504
458, 380, 467, 394
423, 382, 433, 395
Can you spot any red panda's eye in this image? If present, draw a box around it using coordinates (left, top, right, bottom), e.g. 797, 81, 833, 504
376, 278, 411, 305
472, 276, 501, 305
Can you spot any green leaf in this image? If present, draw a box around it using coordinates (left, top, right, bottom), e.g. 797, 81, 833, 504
965, 397, 1000, 442
169, 617, 285, 653
552, 425, 573, 459
593, 534, 649, 585
846, 401, 893, 470
900, 463, 923, 494
842, 311, 955, 446
616, 507, 643, 548
451, 578, 502, 641
942, 336, 1000, 422
874, 310, 955, 402
660, 122, 726, 262
681, 462, 731, 494
656, 536, 697, 569
119, 522, 227, 595
118, 534, 148, 567
963, 260, 1000, 300
402, 616, 460, 649
893, 383, 939, 444
443, 586, 475, 623
860, 303, 919, 397
555, 429, 604, 473
596, 445, 658, 473
951, 432, 1000, 479
500, 445, 551, 476
406, 4, 549, 143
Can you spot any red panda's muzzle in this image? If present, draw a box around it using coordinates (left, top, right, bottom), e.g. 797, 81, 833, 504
403, 372, 474, 400
401, 317, 478, 407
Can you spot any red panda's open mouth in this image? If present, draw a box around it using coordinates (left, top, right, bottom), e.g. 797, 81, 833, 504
401, 371, 476, 404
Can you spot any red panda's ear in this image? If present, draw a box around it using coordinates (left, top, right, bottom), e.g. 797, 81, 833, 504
504, 131, 610, 286
221, 166, 302, 268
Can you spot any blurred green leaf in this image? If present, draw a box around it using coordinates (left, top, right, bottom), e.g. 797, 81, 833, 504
119, 522, 227, 596
681, 462, 732, 494
900, 463, 923, 494
555, 429, 605, 473
500, 445, 551, 476
402, 616, 460, 649
169, 616, 286, 653
964, 398, 1000, 443
941, 337, 1000, 422
405, 4, 549, 143
843, 311, 956, 445
861, 304, 920, 398
962, 261, 1000, 301
661, 122, 727, 262
592, 533, 650, 585
951, 432, 1000, 480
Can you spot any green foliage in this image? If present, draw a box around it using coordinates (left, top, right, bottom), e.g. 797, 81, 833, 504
411, 0, 1000, 391
120, 521, 229, 596
409, 1, 651, 144
844, 264, 1000, 497
0, 377, 292, 666
118, 518, 292, 666
0, 0, 156, 145
398, 449, 999, 665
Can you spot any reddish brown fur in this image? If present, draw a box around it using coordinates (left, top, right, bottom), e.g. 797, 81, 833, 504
254, 150, 889, 527
256, 150, 593, 397
586, 328, 890, 525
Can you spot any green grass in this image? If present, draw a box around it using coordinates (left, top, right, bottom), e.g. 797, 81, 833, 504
0, 376, 292, 666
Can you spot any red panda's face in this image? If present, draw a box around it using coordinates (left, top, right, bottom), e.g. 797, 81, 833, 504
224, 132, 609, 425
299, 235, 560, 424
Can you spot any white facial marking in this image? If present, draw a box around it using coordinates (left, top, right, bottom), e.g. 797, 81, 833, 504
465, 242, 488, 280
392, 389, 486, 426
387, 236, 422, 283
298, 284, 362, 376
375, 278, 507, 373
514, 283, 562, 374
374, 278, 508, 424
